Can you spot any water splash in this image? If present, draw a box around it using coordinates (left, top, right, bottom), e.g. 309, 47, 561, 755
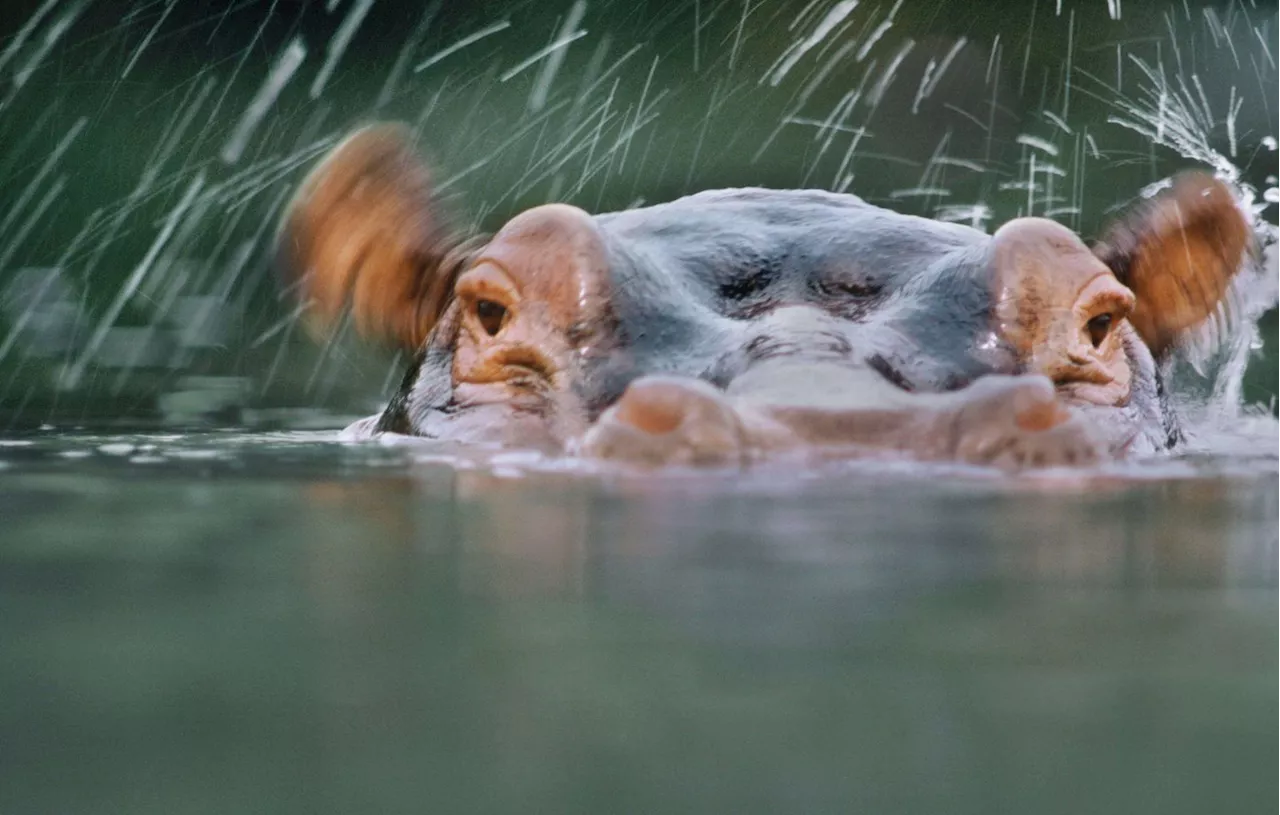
0, 0, 1273, 438
766, 0, 859, 86
413, 20, 512, 74
1098, 16, 1278, 427
309, 0, 375, 99
222, 38, 308, 165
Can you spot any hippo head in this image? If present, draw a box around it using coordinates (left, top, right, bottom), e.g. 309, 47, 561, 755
277, 124, 1252, 468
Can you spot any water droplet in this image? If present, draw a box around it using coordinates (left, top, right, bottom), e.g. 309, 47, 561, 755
170, 450, 223, 461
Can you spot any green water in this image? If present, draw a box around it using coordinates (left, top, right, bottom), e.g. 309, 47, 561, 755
1, 431, 1275, 814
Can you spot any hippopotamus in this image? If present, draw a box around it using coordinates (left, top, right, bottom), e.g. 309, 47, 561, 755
276, 124, 1252, 470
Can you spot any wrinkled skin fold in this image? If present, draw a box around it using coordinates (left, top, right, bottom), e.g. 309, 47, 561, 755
276, 124, 1254, 471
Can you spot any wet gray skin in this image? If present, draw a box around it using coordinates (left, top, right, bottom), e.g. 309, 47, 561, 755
279, 125, 1251, 470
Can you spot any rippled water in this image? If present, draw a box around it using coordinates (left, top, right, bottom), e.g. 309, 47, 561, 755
2, 426, 1275, 814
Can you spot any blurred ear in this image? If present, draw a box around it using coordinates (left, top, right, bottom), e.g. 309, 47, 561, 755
1092, 172, 1251, 357
276, 123, 475, 351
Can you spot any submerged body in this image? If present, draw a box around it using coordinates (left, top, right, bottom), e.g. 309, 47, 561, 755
278, 125, 1252, 470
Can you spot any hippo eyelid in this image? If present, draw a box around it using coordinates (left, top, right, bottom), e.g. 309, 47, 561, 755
1082, 287, 1134, 317
455, 261, 520, 305
1076, 282, 1134, 345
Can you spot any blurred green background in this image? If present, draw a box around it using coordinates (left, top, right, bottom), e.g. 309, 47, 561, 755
0, 0, 1275, 428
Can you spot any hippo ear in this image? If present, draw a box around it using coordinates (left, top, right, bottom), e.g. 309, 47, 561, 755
1092, 172, 1251, 357
276, 123, 476, 351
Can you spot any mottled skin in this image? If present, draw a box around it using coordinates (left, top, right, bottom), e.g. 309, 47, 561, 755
277, 124, 1251, 471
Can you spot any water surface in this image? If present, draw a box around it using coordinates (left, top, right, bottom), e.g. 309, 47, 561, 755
1, 429, 1275, 814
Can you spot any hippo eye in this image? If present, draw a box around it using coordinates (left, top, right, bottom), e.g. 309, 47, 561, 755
1087, 313, 1113, 348
475, 299, 507, 336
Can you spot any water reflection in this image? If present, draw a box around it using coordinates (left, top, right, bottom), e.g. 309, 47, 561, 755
297, 459, 1279, 599
0, 435, 1275, 814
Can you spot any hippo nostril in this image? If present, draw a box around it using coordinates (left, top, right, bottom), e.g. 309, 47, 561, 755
613, 382, 689, 435
475, 299, 507, 336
